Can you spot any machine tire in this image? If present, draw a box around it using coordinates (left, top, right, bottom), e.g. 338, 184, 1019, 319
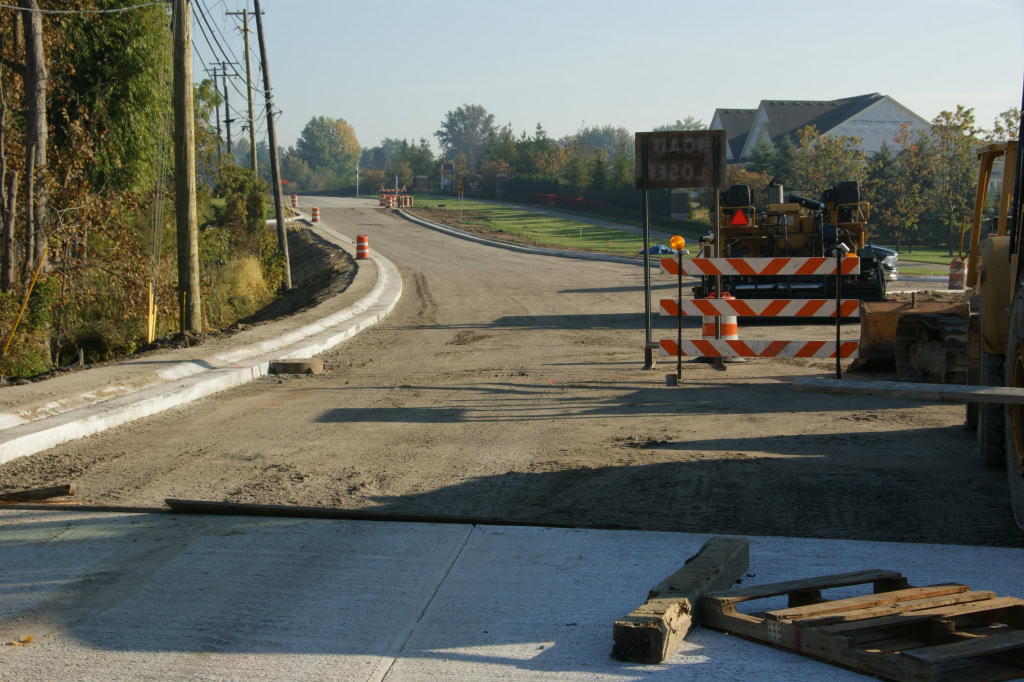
978, 349, 1006, 467
1003, 287, 1024, 534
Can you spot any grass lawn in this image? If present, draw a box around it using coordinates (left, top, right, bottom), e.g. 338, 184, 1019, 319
413, 196, 703, 258
880, 246, 965, 265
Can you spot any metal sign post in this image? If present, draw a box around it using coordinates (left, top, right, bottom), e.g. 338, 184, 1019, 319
641, 139, 653, 369
677, 248, 683, 379
836, 245, 843, 380
635, 130, 727, 372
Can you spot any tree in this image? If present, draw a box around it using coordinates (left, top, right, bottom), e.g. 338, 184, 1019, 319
561, 124, 631, 160
519, 123, 560, 177
589, 148, 610, 191
562, 134, 590, 197
612, 141, 633, 187
876, 125, 936, 251
748, 137, 776, 175
434, 104, 495, 173
484, 123, 518, 170
863, 142, 899, 242
788, 125, 866, 195
929, 106, 978, 255
727, 166, 772, 206
53, 0, 170, 192
985, 106, 1021, 142
771, 135, 798, 187
653, 116, 704, 131
360, 137, 403, 171
294, 115, 360, 189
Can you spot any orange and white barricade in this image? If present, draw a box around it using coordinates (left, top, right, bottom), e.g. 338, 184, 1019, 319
356, 234, 369, 259
311, 206, 320, 222
290, 194, 298, 208
658, 256, 860, 360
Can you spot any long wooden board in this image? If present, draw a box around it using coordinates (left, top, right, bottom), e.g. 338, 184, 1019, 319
611, 537, 749, 663
792, 377, 1024, 405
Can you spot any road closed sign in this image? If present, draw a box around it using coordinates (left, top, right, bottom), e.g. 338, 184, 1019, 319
634, 130, 727, 189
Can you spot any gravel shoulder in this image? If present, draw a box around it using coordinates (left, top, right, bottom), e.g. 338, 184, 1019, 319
1, 203, 1018, 547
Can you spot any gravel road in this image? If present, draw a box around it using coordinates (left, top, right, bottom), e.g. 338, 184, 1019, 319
2, 198, 1019, 546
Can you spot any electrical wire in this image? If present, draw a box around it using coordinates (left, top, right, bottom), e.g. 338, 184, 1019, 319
0, 0, 167, 13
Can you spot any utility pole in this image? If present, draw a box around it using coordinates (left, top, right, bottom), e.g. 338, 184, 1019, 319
221, 66, 232, 156
204, 65, 221, 168
172, 0, 202, 331
213, 61, 237, 159
226, 8, 258, 174
253, 0, 291, 289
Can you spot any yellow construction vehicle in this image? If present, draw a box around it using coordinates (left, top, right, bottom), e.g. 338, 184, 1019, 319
799, 104, 1024, 532
694, 180, 888, 301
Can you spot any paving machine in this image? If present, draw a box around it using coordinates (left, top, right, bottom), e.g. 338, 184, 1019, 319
693, 181, 888, 302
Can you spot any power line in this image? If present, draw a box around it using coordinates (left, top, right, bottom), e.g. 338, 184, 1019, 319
0, 0, 167, 13
191, 2, 253, 109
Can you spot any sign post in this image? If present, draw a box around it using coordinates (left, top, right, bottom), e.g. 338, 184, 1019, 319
634, 130, 727, 370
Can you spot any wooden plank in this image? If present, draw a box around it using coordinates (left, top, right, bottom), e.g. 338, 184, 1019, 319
793, 377, 1024, 405
611, 537, 749, 663
766, 585, 970, 622
901, 630, 1024, 664
0, 483, 75, 501
818, 597, 1024, 635
799, 590, 997, 628
704, 569, 904, 607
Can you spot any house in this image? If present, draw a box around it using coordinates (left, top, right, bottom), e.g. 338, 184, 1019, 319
710, 93, 930, 163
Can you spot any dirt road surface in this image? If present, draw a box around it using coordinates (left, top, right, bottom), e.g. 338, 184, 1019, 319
2, 198, 1019, 546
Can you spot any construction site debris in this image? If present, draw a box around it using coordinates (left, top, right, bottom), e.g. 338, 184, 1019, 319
611, 537, 749, 663
701, 569, 1024, 681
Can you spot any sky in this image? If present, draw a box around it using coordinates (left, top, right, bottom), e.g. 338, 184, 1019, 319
193, 0, 1024, 153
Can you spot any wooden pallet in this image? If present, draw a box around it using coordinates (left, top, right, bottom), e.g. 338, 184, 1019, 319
700, 569, 1024, 681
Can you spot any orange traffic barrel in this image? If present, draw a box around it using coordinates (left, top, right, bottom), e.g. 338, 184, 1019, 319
701, 292, 740, 361
290, 194, 298, 208
311, 206, 320, 223
700, 293, 739, 340
356, 234, 369, 259
948, 258, 966, 290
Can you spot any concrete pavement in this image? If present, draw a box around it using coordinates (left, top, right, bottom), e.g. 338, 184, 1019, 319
3, 507, 1022, 680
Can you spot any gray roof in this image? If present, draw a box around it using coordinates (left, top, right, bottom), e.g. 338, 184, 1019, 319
760, 93, 884, 145
713, 108, 756, 159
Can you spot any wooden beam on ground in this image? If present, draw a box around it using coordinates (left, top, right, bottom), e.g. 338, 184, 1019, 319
611, 536, 749, 664
0, 483, 75, 501
793, 377, 1024, 405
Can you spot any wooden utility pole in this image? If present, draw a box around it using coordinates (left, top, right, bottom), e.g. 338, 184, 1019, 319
221, 66, 232, 156
226, 8, 258, 173
253, 0, 291, 290
206, 65, 222, 168
173, 0, 202, 331
20, 0, 47, 273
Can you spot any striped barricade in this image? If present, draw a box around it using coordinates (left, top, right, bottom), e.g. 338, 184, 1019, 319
658, 253, 861, 363
659, 298, 860, 318
659, 339, 860, 359
660, 256, 860, 277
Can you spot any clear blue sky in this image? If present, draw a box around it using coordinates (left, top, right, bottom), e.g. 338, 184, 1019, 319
196, 0, 1024, 152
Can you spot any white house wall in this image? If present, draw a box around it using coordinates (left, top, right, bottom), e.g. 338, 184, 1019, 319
739, 106, 772, 160
827, 97, 931, 155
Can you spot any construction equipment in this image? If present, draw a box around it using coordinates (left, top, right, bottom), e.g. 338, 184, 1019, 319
799, 86, 1024, 533
693, 180, 888, 302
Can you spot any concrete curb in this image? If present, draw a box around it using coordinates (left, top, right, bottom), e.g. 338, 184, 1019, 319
396, 209, 645, 266
0, 214, 381, 432
0, 216, 403, 465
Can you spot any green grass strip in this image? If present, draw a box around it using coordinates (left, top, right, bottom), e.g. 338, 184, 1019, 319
413, 196, 702, 258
